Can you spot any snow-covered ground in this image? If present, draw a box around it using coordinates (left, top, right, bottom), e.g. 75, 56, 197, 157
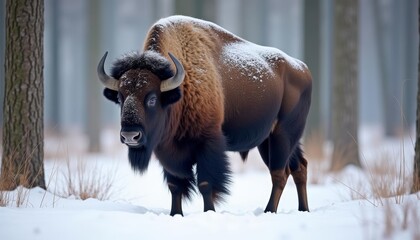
1, 132, 419, 240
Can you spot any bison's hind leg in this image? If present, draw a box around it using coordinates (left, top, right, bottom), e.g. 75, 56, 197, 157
289, 145, 309, 212
196, 136, 231, 212
260, 112, 309, 212
262, 87, 311, 213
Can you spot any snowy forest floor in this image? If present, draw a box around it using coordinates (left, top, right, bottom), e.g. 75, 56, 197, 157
1, 130, 420, 240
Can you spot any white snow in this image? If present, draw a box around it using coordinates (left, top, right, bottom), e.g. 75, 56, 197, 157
222, 41, 307, 74
1, 132, 419, 240
257, 45, 307, 72
222, 42, 273, 83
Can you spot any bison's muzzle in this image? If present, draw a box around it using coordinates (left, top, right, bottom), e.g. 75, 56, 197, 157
120, 128, 145, 148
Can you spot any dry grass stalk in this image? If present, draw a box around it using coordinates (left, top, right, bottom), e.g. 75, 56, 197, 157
366, 151, 410, 206
381, 199, 420, 239
347, 139, 419, 238
0, 190, 11, 207
58, 157, 115, 201
0, 185, 30, 207
0, 147, 45, 207
40, 158, 60, 208
335, 177, 377, 207
330, 142, 361, 172
304, 130, 328, 184
305, 130, 325, 160
341, 146, 410, 206
347, 179, 370, 202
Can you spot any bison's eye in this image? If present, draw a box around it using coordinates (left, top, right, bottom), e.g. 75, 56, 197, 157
147, 95, 157, 108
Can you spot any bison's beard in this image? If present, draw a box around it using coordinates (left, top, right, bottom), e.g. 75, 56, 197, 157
128, 146, 153, 173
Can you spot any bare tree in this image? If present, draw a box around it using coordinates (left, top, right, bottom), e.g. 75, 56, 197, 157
0, 0, 46, 190
304, 0, 321, 133
86, 0, 101, 152
412, 2, 420, 193
0, 1, 5, 126
330, 0, 361, 171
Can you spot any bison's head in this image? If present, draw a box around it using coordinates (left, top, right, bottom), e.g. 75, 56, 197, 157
97, 51, 185, 172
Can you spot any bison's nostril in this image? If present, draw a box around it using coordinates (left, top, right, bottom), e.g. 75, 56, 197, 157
133, 132, 142, 140
121, 131, 142, 144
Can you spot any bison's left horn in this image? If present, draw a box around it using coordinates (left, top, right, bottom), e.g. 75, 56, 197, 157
160, 52, 185, 92
97, 51, 119, 91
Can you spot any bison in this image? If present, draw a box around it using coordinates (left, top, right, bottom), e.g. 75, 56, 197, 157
97, 16, 312, 216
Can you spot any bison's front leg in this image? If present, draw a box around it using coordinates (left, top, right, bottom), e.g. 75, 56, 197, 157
163, 170, 195, 216
168, 182, 183, 216
198, 181, 215, 212
196, 138, 231, 212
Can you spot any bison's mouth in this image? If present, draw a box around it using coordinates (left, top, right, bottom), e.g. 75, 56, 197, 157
126, 142, 143, 148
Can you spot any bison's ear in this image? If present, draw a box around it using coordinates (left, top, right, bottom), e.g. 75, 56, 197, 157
103, 88, 119, 104
161, 87, 181, 107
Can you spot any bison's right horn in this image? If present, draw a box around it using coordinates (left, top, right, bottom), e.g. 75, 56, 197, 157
97, 51, 119, 91
160, 52, 185, 92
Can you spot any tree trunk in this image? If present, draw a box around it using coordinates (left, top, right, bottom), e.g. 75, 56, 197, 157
412, 1, 420, 193
0, 0, 45, 190
330, 0, 361, 171
373, 1, 403, 137
86, 0, 101, 152
303, 0, 323, 156
0, 1, 5, 127
48, 0, 60, 130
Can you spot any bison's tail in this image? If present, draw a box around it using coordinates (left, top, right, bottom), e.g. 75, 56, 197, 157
239, 151, 249, 162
